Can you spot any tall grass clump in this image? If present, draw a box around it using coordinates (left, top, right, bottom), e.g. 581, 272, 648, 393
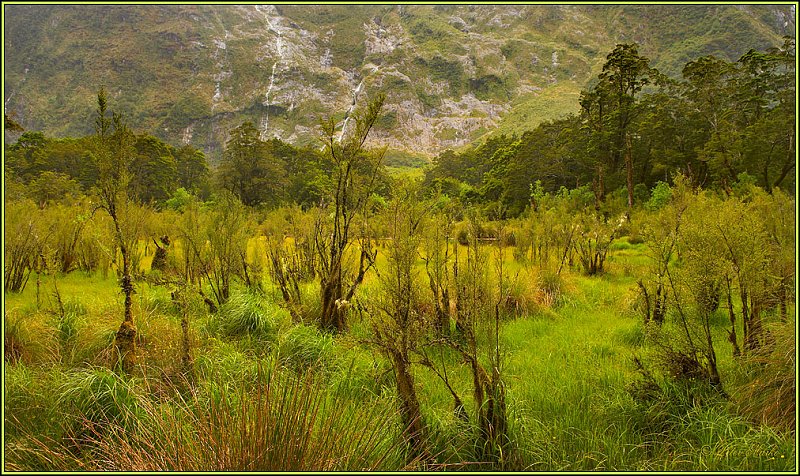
278, 323, 334, 372
4, 309, 55, 364
5, 367, 144, 471
538, 268, 564, 308
194, 340, 266, 391
734, 320, 795, 433
8, 371, 416, 471
327, 347, 396, 399
625, 363, 722, 442
5, 312, 32, 364
619, 356, 794, 470
4, 364, 63, 441
49, 296, 87, 362
665, 405, 796, 471
56, 367, 145, 438
209, 291, 289, 346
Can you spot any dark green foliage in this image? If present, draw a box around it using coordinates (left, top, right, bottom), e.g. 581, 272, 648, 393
375, 110, 400, 131
5, 133, 88, 187
28, 172, 82, 208
130, 134, 178, 203
174, 145, 209, 195
4, 128, 208, 207
217, 122, 287, 207
469, 75, 508, 102
274, 140, 337, 210
421, 39, 794, 217
163, 93, 211, 130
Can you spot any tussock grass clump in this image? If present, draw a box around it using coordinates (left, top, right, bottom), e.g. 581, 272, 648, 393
626, 364, 718, 437
210, 291, 289, 344
288, 280, 323, 324
50, 297, 87, 357
4, 310, 57, 364
56, 367, 145, 437
5, 366, 146, 471
500, 271, 538, 317
612, 324, 645, 348
537, 269, 564, 307
133, 316, 187, 375
137, 285, 175, 316
7, 371, 414, 472
328, 348, 395, 398
4, 364, 64, 442
616, 363, 794, 471
278, 323, 334, 372
62, 297, 88, 317
5, 313, 31, 364
735, 321, 795, 433
52, 311, 80, 360
194, 340, 264, 389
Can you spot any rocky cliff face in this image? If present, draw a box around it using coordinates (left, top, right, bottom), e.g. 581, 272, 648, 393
4, 4, 794, 160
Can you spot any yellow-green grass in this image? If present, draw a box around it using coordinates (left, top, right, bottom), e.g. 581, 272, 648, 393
386, 165, 425, 181
4, 235, 795, 471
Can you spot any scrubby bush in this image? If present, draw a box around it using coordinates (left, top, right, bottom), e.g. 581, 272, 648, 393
4, 199, 43, 292
646, 181, 672, 211
456, 226, 470, 246
572, 210, 625, 276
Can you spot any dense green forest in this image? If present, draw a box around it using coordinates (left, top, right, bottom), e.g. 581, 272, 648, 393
3, 38, 796, 471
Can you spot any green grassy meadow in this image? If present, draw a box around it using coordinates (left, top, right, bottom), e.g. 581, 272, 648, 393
4, 232, 794, 471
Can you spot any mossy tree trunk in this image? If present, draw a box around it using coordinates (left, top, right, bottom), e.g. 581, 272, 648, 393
112, 212, 137, 373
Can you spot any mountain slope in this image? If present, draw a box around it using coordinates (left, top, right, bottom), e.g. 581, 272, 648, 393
3, 4, 794, 160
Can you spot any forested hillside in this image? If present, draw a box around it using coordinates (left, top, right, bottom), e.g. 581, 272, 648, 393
4, 4, 794, 159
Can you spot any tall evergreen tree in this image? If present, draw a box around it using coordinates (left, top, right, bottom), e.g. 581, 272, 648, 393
218, 122, 287, 207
